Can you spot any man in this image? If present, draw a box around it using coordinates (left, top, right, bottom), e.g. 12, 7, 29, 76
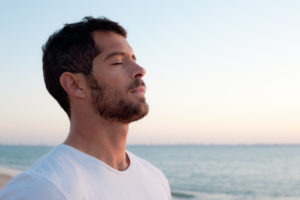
0, 17, 171, 199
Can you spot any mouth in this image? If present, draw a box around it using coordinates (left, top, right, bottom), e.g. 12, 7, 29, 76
130, 86, 145, 95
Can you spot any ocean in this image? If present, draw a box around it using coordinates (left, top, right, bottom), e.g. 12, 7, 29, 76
0, 145, 300, 200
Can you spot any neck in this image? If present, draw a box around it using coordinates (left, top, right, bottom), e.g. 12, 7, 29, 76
64, 114, 130, 171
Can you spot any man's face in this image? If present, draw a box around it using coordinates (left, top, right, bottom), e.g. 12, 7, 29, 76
88, 31, 148, 123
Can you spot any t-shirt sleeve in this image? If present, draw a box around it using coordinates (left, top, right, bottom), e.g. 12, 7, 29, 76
0, 172, 67, 200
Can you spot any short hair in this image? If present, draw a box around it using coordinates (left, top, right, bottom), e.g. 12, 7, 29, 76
42, 17, 127, 117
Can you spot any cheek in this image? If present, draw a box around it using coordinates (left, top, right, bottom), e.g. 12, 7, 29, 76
99, 70, 130, 91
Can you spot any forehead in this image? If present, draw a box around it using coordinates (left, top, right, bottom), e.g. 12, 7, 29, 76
92, 31, 133, 56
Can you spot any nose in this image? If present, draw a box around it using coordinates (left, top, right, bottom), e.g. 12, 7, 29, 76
132, 62, 146, 79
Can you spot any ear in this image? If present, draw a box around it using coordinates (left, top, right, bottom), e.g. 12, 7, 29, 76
60, 72, 88, 98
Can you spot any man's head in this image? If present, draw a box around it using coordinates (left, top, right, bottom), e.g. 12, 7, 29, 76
43, 17, 148, 123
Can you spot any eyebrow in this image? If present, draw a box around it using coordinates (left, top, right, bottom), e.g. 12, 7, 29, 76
104, 51, 136, 61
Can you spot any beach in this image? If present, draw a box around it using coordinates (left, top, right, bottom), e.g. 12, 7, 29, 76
0, 167, 21, 190
0, 174, 12, 190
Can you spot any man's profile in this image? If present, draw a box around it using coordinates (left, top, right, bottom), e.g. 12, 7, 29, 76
0, 17, 171, 200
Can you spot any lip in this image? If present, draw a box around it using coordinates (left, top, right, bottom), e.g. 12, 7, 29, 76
130, 86, 145, 94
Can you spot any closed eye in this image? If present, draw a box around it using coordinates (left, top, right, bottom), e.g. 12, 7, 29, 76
111, 62, 122, 66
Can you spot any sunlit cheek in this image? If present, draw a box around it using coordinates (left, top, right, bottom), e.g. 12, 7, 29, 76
108, 71, 129, 87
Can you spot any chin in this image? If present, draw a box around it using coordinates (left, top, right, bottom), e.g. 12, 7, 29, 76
121, 102, 149, 124
133, 104, 149, 121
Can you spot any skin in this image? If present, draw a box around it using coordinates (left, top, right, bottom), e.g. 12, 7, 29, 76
59, 31, 146, 171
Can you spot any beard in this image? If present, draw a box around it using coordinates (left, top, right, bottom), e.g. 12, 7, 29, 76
86, 75, 149, 123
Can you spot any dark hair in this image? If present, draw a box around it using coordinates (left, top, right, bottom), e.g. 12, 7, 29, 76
42, 17, 127, 117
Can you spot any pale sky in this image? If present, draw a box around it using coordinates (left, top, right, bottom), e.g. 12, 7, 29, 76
0, 0, 299, 145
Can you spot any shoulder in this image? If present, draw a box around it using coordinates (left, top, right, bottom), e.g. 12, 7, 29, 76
21, 144, 79, 188
0, 172, 66, 200
0, 144, 92, 200
128, 151, 165, 175
127, 151, 171, 191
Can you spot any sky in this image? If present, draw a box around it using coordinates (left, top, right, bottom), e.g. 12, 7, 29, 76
0, 0, 299, 145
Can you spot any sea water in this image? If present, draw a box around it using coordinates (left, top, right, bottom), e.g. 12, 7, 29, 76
0, 145, 300, 200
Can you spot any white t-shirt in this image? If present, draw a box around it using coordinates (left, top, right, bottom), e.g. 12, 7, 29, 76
0, 144, 172, 200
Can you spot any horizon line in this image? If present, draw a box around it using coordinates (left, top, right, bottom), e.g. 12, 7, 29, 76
1, 143, 300, 146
